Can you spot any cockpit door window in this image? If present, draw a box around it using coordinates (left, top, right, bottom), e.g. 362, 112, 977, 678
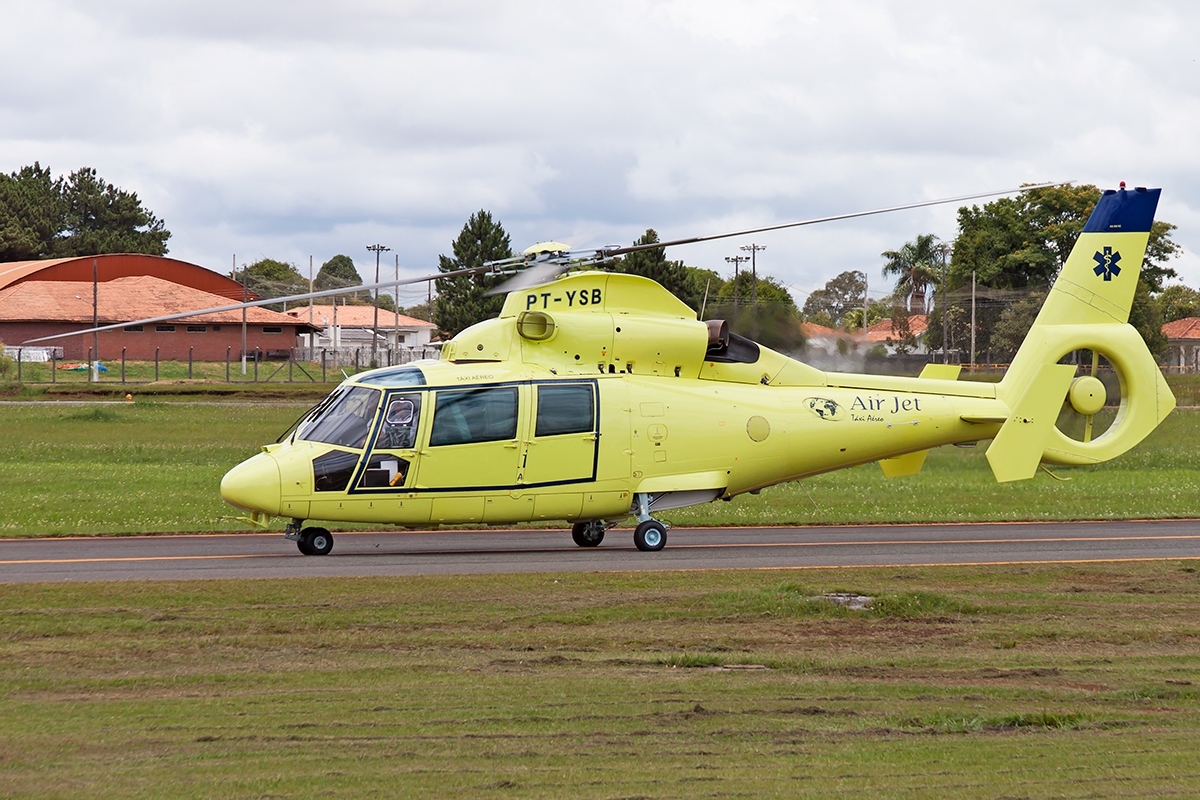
374, 394, 422, 451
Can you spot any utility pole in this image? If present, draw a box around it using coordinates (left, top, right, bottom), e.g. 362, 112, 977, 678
394, 253, 400, 356
939, 244, 949, 364
366, 244, 391, 368
970, 270, 977, 370
862, 271, 869, 334
724, 255, 749, 311
239, 255, 247, 375
739, 243, 766, 313
91, 258, 98, 383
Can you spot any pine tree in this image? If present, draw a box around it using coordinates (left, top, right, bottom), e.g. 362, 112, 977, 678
433, 210, 513, 338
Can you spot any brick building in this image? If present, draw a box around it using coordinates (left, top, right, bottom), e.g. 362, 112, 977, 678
0, 275, 316, 361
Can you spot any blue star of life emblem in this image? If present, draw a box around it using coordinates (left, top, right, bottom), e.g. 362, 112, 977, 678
1093, 247, 1122, 281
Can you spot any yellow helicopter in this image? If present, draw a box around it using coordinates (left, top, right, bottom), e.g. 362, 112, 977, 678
24, 185, 1175, 556
214, 184, 1173, 555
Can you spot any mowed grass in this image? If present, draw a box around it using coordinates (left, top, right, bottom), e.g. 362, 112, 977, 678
0, 402, 1198, 536
0, 403, 302, 536
2, 564, 1200, 798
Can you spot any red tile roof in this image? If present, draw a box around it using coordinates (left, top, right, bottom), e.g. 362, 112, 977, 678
285, 304, 434, 328
0, 276, 309, 327
862, 314, 928, 343
1163, 317, 1200, 340
799, 321, 838, 337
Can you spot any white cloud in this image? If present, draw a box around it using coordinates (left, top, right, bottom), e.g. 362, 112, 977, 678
1, 0, 1198, 295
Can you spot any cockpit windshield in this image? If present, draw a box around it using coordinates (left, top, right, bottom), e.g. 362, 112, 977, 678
355, 367, 426, 386
298, 386, 382, 449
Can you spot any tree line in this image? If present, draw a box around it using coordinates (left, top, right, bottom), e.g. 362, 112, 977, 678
802, 184, 1189, 361
5, 165, 1192, 362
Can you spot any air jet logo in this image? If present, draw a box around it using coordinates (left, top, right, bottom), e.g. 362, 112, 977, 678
1093, 247, 1122, 281
804, 397, 845, 421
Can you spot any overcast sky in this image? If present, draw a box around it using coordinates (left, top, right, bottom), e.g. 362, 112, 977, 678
3, 0, 1198, 309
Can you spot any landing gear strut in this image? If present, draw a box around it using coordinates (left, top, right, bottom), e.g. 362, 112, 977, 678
631, 493, 668, 552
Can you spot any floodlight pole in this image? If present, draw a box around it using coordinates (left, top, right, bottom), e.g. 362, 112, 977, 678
739, 243, 765, 313
367, 244, 391, 368
724, 255, 749, 311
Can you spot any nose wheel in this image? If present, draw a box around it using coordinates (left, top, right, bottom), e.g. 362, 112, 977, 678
297, 526, 334, 556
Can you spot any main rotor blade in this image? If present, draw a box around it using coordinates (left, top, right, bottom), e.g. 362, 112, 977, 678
596, 182, 1070, 258
18, 260, 513, 345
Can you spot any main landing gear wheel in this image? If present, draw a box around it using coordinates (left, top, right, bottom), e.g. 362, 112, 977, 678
298, 527, 333, 556
571, 520, 606, 547
633, 520, 667, 552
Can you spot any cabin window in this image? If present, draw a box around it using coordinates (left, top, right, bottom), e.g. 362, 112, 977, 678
535, 384, 595, 437
430, 387, 518, 446
299, 385, 381, 449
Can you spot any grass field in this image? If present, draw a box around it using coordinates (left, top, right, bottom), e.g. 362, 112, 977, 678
1, 563, 1199, 798
1, 380, 1198, 797
0, 402, 1197, 537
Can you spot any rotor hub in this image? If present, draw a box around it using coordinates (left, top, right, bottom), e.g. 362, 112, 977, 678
1068, 375, 1106, 417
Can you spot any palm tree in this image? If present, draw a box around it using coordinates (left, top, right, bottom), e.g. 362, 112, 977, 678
881, 233, 942, 316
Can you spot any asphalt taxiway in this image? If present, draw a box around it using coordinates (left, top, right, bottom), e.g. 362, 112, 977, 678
1, 519, 1197, 583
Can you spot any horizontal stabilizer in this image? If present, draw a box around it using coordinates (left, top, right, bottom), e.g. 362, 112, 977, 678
961, 414, 1008, 424
986, 363, 1077, 482
919, 363, 962, 380
878, 450, 928, 478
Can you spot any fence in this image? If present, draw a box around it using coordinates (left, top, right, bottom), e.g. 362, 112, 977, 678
1, 345, 441, 385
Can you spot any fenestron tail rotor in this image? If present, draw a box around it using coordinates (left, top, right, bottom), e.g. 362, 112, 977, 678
1059, 350, 1114, 445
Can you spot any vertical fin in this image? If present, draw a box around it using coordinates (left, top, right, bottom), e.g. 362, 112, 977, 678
986, 363, 1076, 482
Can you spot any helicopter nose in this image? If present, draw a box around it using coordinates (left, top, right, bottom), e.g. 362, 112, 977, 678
221, 452, 282, 515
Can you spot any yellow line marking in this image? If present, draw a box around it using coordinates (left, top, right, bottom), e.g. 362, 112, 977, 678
0, 554, 286, 566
